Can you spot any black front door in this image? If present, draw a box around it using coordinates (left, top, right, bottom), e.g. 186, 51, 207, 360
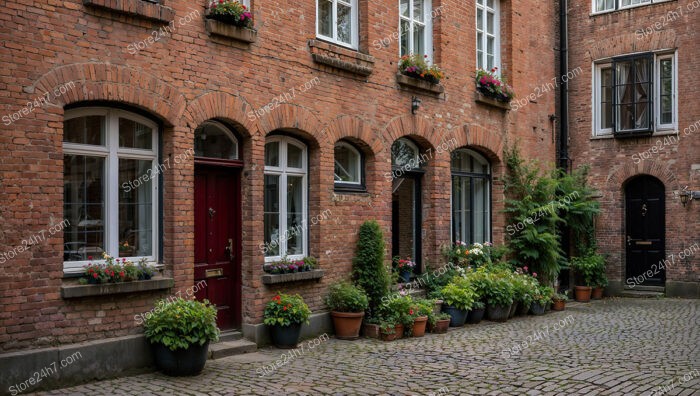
625, 176, 665, 286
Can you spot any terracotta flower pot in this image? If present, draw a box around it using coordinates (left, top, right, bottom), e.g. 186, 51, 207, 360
552, 299, 566, 311
432, 319, 450, 334
574, 286, 592, 302
411, 316, 428, 337
591, 287, 604, 300
381, 324, 404, 341
433, 300, 443, 315
362, 323, 380, 339
330, 311, 365, 340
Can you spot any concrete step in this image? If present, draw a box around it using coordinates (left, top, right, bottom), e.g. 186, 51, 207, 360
623, 285, 665, 293
620, 290, 665, 298
218, 330, 243, 342
208, 339, 257, 360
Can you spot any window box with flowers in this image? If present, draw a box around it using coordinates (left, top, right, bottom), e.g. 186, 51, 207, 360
396, 54, 445, 95
475, 68, 514, 110
261, 256, 324, 285
205, 0, 256, 44
61, 253, 172, 299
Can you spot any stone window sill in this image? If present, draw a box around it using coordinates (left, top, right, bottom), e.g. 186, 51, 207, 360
474, 91, 511, 110
205, 19, 257, 43
309, 40, 374, 76
61, 277, 174, 299
396, 73, 444, 95
262, 269, 325, 285
82, 0, 175, 23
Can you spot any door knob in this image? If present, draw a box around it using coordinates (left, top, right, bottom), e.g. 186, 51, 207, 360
208, 207, 216, 218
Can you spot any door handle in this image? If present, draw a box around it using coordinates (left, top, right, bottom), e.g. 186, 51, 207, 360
224, 238, 234, 260
636, 241, 652, 245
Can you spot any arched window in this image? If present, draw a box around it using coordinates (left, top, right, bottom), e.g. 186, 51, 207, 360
392, 138, 422, 170
63, 108, 158, 273
194, 121, 239, 160
451, 149, 491, 244
264, 136, 308, 260
334, 141, 363, 189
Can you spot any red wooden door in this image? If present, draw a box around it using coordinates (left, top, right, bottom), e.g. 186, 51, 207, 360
194, 165, 241, 330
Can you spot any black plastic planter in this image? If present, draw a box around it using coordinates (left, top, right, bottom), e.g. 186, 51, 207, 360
486, 304, 510, 322
466, 307, 485, 324
442, 305, 468, 327
530, 302, 546, 315
269, 323, 302, 348
152, 342, 209, 376
517, 301, 531, 316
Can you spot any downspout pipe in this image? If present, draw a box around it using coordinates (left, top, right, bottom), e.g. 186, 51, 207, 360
558, 0, 569, 171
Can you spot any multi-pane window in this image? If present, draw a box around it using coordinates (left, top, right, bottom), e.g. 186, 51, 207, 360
594, 0, 668, 13
593, 52, 676, 136
63, 108, 158, 273
317, 0, 358, 49
451, 149, 490, 244
264, 136, 308, 261
334, 141, 363, 188
476, 0, 499, 71
399, 0, 433, 59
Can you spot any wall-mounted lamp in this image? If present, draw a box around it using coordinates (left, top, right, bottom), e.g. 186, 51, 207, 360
679, 186, 693, 207
411, 96, 422, 114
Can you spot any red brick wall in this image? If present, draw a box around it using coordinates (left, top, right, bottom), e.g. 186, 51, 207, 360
0, 0, 557, 352
566, 1, 700, 288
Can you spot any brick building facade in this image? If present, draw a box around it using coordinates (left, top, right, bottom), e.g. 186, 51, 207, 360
566, 0, 700, 297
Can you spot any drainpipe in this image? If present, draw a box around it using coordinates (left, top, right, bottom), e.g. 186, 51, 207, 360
558, 0, 569, 171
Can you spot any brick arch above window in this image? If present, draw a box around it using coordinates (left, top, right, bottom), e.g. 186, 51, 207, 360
257, 103, 324, 148
383, 114, 444, 152
606, 160, 680, 194
444, 124, 505, 176
184, 92, 259, 140
33, 63, 186, 127
323, 115, 384, 157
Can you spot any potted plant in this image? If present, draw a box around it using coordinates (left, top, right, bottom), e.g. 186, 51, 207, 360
552, 293, 568, 311
410, 299, 433, 337
483, 271, 515, 322
143, 297, 220, 376
379, 293, 416, 336
475, 67, 515, 102
398, 53, 445, 84
263, 293, 311, 348
440, 278, 475, 327
325, 281, 369, 340
530, 285, 553, 315
206, 0, 253, 27
429, 312, 451, 334
466, 300, 486, 324
352, 221, 390, 327
512, 272, 537, 316
592, 265, 608, 300
393, 256, 416, 283
570, 252, 603, 302
379, 317, 403, 341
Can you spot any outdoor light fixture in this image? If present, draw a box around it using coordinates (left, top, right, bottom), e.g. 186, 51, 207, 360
411, 96, 422, 114
679, 186, 693, 207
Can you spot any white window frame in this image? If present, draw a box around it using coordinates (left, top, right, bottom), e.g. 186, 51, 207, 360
399, 0, 434, 61
334, 141, 362, 185
63, 108, 159, 274
592, 51, 678, 137
655, 52, 677, 132
264, 136, 308, 262
593, 63, 614, 136
450, 148, 491, 245
592, 0, 671, 14
316, 0, 359, 50
476, 0, 500, 72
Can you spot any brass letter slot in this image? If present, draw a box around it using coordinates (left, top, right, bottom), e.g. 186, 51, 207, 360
636, 241, 653, 245
205, 268, 223, 278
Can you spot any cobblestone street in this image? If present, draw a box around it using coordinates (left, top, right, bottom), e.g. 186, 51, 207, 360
32, 298, 700, 396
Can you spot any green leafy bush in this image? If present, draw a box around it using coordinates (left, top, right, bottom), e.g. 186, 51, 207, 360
324, 281, 369, 313
481, 271, 515, 307
440, 277, 477, 311
377, 293, 415, 329
263, 293, 311, 327
570, 251, 605, 287
352, 220, 390, 318
143, 298, 220, 351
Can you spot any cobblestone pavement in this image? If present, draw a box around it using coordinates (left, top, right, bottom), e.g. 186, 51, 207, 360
32, 298, 700, 396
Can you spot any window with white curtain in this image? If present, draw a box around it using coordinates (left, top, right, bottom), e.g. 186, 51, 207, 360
451, 149, 490, 244
264, 136, 308, 261
399, 0, 433, 59
317, 0, 358, 49
593, 52, 676, 136
63, 108, 158, 273
476, 0, 499, 71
